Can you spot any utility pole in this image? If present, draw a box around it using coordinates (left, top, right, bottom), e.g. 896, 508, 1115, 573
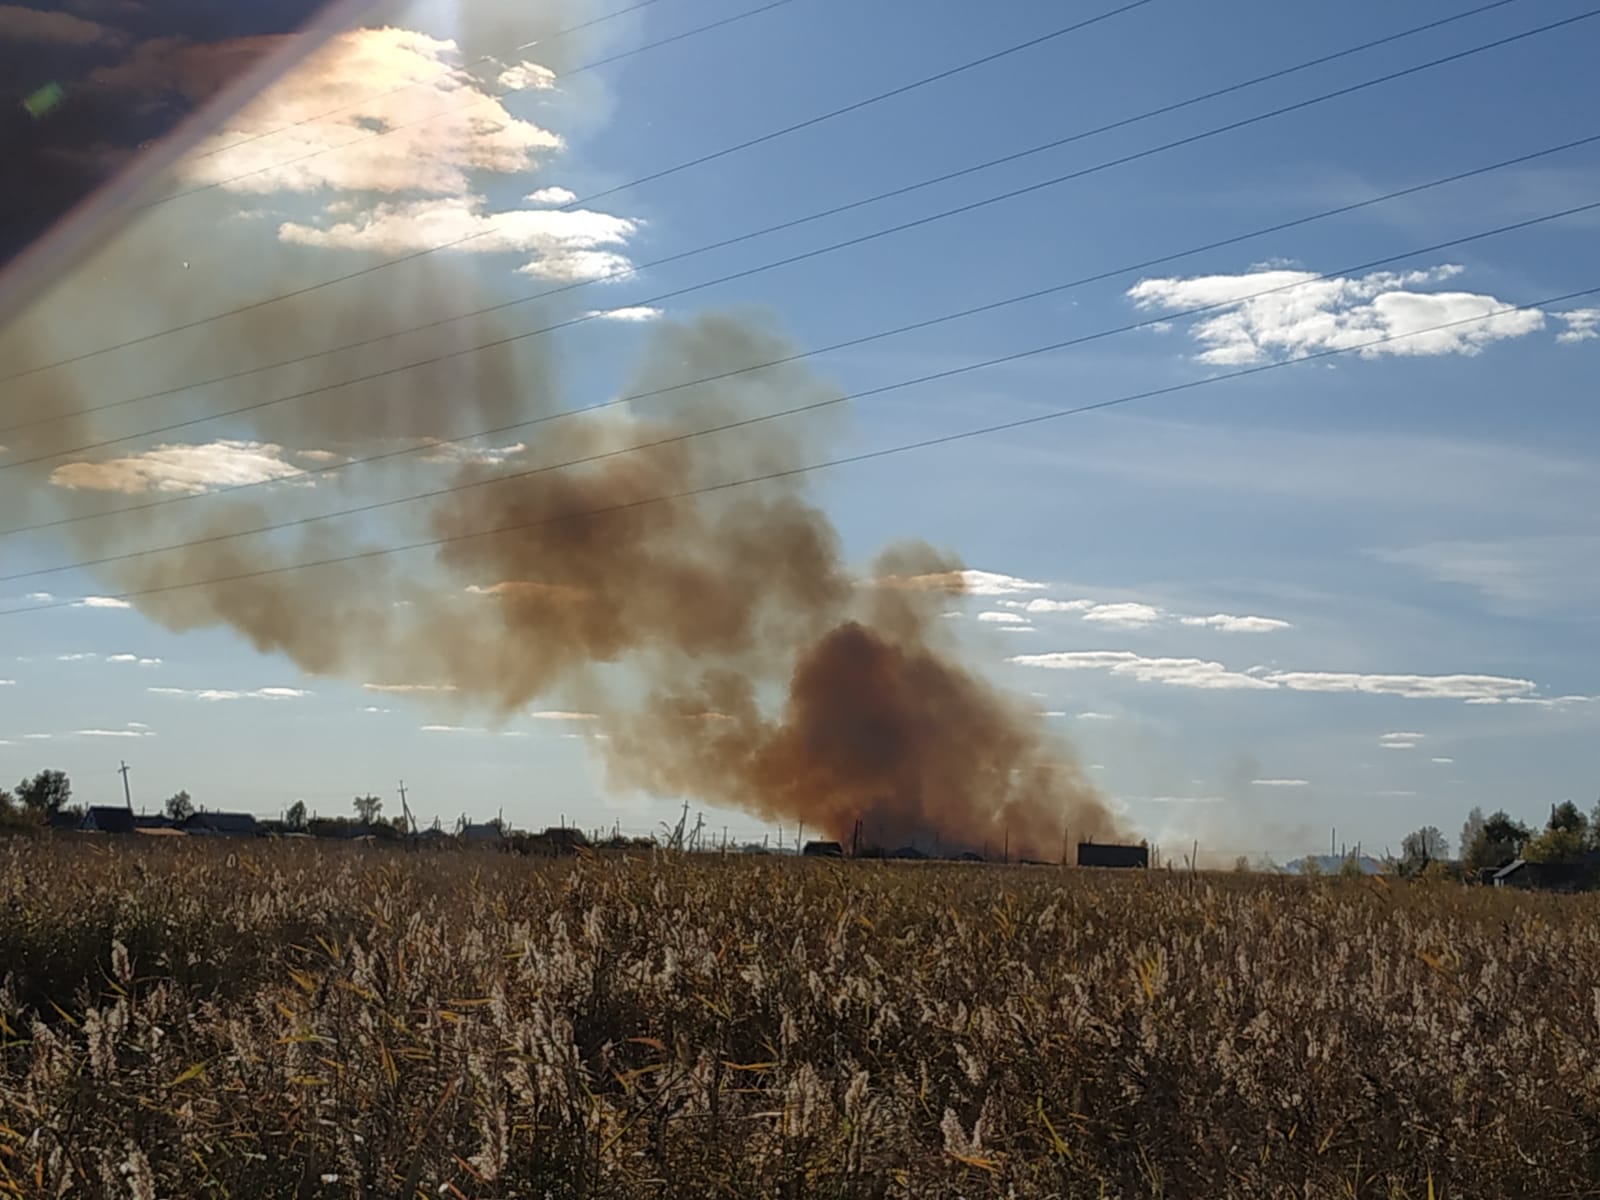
850, 818, 861, 859
398, 780, 415, 834
118, 760, 132, 813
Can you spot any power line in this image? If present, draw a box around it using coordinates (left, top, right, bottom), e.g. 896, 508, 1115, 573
3, 132, 1594, 549
6, 284, 1592, 619
5, 232, 1595, 592
137, 0, 1157, 218
0, 0, 1529, 388
4, 9, 1586, 469
183, 0, 674, 166
142, 0, 809, 210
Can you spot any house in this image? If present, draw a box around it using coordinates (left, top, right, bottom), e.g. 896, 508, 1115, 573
460, 821, 505, 846
1077, 842, 1149, 869
182, 811, 260, 838
802, 840, 844, 858
1492, 857, 1600, 892
80, 806, 136, 834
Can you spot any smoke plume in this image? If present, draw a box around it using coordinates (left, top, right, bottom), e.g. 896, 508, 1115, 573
0, 0, 1118, 857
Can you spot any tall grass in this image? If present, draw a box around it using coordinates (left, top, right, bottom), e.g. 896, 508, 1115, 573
1, 837, 1596, 1198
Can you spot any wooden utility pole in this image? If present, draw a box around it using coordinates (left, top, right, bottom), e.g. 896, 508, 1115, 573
398, 780, 415, 834
850, 818, 861, 859
118, 761, 132, 813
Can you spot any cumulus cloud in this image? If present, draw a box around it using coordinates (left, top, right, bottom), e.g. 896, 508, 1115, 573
1022, 597, 1096, 614
978, 611, 1028, 624
870, 568, 1046, 597
421, 724, 487, 733
1077, 711, 1115, 720
148, 686, 311, 701
278, 196, 636, 279
361, 705, 392, 713
1081, 602, 1165, 628
1010, 649, 1546, 703
51, 440, 304, 496
75, 728, 153, 738
1557, 308, 1600, 344
1009, 651, 1275, 691
0, 679, 14, 687
528, 710, 600, 720
1179, 613, 1292, 633
363, 682, 458, 694
178, 27, 563, 196
73, 596, 130, 609
57, 652, 97, 661
496, 61, 556, 91
526, 185, 577, 205
1252, 778, 1309, 787
1128, 264, 1546, 364
106, 654, 162, 666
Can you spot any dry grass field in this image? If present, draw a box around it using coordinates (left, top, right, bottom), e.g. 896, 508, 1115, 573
2, 837, 1598, 1199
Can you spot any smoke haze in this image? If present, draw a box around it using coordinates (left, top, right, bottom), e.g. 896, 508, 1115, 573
0, 0, 1119, 857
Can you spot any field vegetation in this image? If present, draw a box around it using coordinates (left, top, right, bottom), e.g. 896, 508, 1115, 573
1, 837, 1598, 1198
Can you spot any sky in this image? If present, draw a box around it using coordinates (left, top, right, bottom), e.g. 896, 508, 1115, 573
1, 0, 1597, 860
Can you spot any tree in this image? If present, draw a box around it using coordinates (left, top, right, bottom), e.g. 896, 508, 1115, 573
1460, 807, 1486, 865
1461, 810, 1530, 871
164, 790, 193, 822
1401, 826, 1448, 868
285, 800, 307, 830
15, 770, 70, 815
353, 795, 383, 824
1525, 801, 1590, 864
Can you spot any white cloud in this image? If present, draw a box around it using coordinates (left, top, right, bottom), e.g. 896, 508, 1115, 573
22, 733, 51, 740
421, 724, 485, 733
51, 440, 303, 496
25, 592, 52, 602
57, 652, 97, 661
178, 27, 563, 197
279, 196, 637, 282
978, 611, 1028, 624
1077, 711, 1115, 720
998, 624, 1037, 633
363, 682, 458, 694
1431, 756, 1454, 764
1375, 535, 1600, 617
1179, 613, 1292, 633
0, 679, 14, 687
958, 570, 1048, 596
1081, 602, 1165, 628
1556, 308, 1600, 344
586, 306, 662, 322
529, 710, 599, 720
1039, 710, 1067, 717
1266, 671, 1535, 701
1012, 650, 1545, 703
496, 61, 556, 91
1380, 731, 1425, 742
126, 722, 149, 729
1252, 778, 1309, 787
106, 654, 162, 666
526, 186, 577, 205
1009, 650, 1275, 691
1380, 741, 1417, 750
75, 729, 146, 738
1022, 598, 1096, 614
148, 686, 311, 701
1128, 264, 1546, 364
73, 597, 130, 609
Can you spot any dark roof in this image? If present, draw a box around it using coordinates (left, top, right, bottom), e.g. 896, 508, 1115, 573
182, 811, 259, 836
82, 806, 135, 834
802, 840, 844, 858
1077, 842, 1149, 869
132, 814, 174, 830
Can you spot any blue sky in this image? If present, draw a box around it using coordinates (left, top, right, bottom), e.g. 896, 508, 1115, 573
2, 0, 1597, 859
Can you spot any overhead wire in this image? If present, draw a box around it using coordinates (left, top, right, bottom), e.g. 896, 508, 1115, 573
0, 0, 1529, 386
142, 0, 810, 209
183, 0, 674, 165
4, 7, 1591, 469
5, 193, 1596, 584
7, 129, 1590, 540
137, 0, 1160, 213
6, 281, 1594, 619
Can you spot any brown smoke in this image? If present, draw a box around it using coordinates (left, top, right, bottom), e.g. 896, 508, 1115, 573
0, 0, 1120, 858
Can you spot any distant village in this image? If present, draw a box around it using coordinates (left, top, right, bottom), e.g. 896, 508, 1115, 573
4, 766, 1597, 889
